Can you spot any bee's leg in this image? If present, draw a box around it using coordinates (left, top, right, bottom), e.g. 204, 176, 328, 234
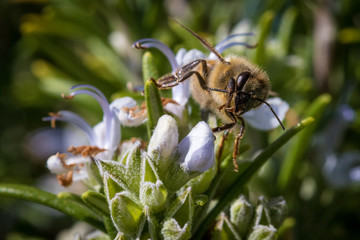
150, 76, 179, 89
232, 117, 246, 172
216, 130, 230, 174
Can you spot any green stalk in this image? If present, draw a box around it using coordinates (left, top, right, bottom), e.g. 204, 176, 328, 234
192, 117, 314, 239
0, 184, 105, 232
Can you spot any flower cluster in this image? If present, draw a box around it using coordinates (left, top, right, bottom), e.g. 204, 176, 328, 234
42, 32, 290, 239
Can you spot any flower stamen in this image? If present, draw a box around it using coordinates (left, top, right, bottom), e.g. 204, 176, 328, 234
67, 145, 106, 157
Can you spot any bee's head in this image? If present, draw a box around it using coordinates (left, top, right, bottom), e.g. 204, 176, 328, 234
233, 71, 270, 115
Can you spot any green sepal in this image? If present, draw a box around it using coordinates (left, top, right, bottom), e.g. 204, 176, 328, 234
145, 206, 160, 240
212, 213, 242, 240
165, 187, 195, 228
148, 153, 195, 193
110, 192, 145, 237
103, 172, 125, 201
81, 190, 109, 216
161, 218, 191, 240
185, 165, 216, 195
194, 194, 208, 207
97, 143, 141, 196
247, 225, 277, 240
230, 195, 254, 238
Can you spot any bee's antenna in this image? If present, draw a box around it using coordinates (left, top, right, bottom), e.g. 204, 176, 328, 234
254, 98, 285, 130
172, 19, 230, 65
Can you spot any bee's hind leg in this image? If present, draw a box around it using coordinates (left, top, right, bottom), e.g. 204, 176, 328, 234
232, 117, 246, 172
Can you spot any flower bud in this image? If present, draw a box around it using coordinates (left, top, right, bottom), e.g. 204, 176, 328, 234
147, 115, 179, 159
266, 197, 287, 228
248, 225, 277, 240
140, 180, 168, 213
178, 121, 215, 172
230, 195, 254, 238
161, 218, 191, 240
110, 192, 145, 236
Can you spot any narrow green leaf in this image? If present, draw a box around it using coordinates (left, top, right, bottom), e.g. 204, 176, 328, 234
82, 190, 110, 216
254, 11, 275, 65
103, 215, 118, 240
193, 117, 314, 239
0, 184, 105, 232
143, 51, 164, 138
277, 7, 298, 56
277, 94, 331, 190
142, 51, 159, 82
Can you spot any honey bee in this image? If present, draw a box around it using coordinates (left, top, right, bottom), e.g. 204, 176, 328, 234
135, 22, 284, 171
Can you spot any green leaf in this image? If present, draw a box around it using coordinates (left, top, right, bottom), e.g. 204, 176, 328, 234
254, 11, 275, 65
143, 51, 164, 138
192, 117, 314, 239
0, 184, 105, 232
277, 94, 331, 190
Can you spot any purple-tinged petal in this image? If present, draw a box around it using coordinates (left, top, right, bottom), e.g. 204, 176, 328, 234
43, 110, 96, 145
133, 38, 178, 70
214, 33, 255, 54
178, 121, 215, 172
242, 97, 289, 131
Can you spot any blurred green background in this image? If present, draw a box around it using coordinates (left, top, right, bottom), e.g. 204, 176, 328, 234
1, 0, 360, 239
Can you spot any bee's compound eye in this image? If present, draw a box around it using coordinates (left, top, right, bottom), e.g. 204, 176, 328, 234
236, 71, 251, 89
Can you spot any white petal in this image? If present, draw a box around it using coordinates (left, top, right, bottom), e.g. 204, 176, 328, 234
178, 121, 215, 172
118, 108, 147, 127
47, 154, 68, 174
164, 102, 185, 118
182, 49, 206, 65
171, 81, 191, 106
112, 97, 147, 127
47, 154, 89, 174
93, 121, 106, 148
175, 48, 187, 66
242, 97, 289, 130
104, 114, 121, 156
147, 115, 179, 159
172, 49, 206, 106
110, 97, 138, 115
